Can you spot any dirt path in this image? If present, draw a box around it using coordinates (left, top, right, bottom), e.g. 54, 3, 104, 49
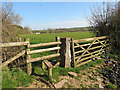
18, 63, 110, 88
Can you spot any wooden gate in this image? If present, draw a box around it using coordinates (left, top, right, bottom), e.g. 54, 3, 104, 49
71, 36, 109, 68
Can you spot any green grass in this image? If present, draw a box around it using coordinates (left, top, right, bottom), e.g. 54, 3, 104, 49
21, 31, 95, 44
21, 31, 95, 59
106, 83, 117, 88
2, 67, 35, 88
52, 59, 106, 79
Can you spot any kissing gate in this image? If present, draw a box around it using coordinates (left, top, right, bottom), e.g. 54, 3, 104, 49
1, 36, 109, 76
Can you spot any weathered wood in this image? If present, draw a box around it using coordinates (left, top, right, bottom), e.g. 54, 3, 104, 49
76, 52, 102, 63
27, 53, 60, 63
26, 38, 32, 75
74, 43, 109, 55
60, 37, 71, 68
0, 50, 25, 68
74, 40, 107, 48
29, 41, 61, 48
75, 48, 104, 59
76, 59, 92, 67
27, 47, 60, 54
56, 37, 60, 53
76, 39, 97, 61
71, 38, 76, 68
48, 68, 53, 77
75, 42, 93, 57
53, 62, 60, 68
42, 61, 46, 70
0, 42, 28, 48
43, 60, 53, 68
73, 36, 107, 43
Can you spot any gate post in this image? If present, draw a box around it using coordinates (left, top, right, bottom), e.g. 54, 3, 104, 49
60, 37, 71, 68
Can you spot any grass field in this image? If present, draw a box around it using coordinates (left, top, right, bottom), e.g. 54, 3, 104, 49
21, 31, 95, 44
20, 31, 95, 58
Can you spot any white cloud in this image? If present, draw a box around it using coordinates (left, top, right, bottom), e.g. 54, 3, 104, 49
29, 19, 90, 30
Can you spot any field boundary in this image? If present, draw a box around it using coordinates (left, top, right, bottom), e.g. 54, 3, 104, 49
1, 36, 109, 76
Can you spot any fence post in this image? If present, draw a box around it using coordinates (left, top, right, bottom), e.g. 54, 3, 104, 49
56, 36, 60, 53
71, 38, 76, 68
26, 38, 32, 75
55, 37, 61, 62
60, 37, 71, 68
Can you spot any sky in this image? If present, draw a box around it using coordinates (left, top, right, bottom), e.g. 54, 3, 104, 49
10, 2, 103, 30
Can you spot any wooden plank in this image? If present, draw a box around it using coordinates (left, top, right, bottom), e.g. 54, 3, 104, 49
96, 39, 106, 47
73, 36, 107, 43
53, 62, 60, 68
27, 47, 60, 54
27, 53, 60, 63
43, 60, 53, 68
0, 50, 25, 68
75, 42, 93, 57
75, 50, 84, 54
71, 38, 76, 68
48, 68, 53, 77
76, 52, 102, 63
0, 42, 28, 48
75, 49, 104, 59
76, 39, 97, 61
56, 37, 60, 53
42, 61, 46, 70
75, 44, 109, 55
29, 41, 61, 48
76, 59, 92, 67
89, 44, 109, 51
74, 40, 107, 48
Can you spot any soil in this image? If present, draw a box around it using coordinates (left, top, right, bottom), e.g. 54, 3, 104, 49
17, 62, 112, 88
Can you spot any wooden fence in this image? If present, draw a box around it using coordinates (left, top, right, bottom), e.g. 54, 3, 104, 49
71, 36, 109, 68
0, 36, 109, 76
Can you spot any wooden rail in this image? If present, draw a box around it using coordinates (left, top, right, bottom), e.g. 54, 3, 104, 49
0, 50, 25, 68
27, 53, 60, 63
27, 47, 60, 54
0, 41, 28, 48
29, 41, 61, 48
73, 36, 107, 43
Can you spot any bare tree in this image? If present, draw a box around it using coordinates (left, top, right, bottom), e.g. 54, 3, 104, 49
1, 3, 23, 43
90, 2, 120, 52
1, 3, 27, 70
